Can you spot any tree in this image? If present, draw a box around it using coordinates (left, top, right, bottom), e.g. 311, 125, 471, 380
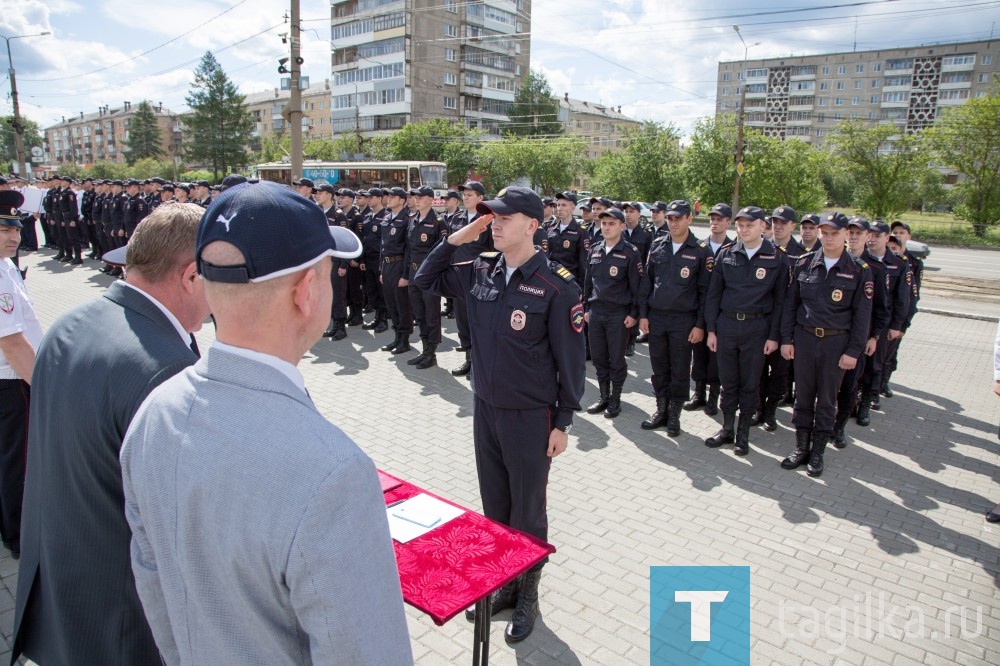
184, 51, 254, 181
589, 121, 683, 201
123, 101, 163, 165
924, 89, 1000, 236
826, 120, 925, 219
1, 115, 43, 170
744, 135, 827, 213
474, 135, 586, 194
507, 69, 563, 137
389, 119, 480, 185
681, 115, 739, 206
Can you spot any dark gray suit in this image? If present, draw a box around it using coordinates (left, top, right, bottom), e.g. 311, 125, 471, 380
13, 281, 198, 666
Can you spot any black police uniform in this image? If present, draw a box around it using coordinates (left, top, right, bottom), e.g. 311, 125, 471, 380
781, 245, 873, 476
41, 187, 60, 255
857, 247, 910, 414
687, 234, 735, 412
583, 237, 642, 417
414, 241, 585, 550
622, 224, 652, 264
336, 204, 365, 324
320, 204, 349, 339
58, 187, 82, 264
704, 238, 789, 454
406, 209, 448, 364
448, 208, 494, 359
379, 207, 414, 348
638, 233, 711, 432
80, 187, 95, 254
544, 219, 590, 287
883, 250, 921, 393
122, 193, 148, 239
109, 190, 126, 249
90, 190, 105, 259
360, 206, 388, 330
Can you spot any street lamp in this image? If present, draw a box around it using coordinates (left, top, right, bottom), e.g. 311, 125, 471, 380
2, 31, 51, 182
731, 25, 759, 211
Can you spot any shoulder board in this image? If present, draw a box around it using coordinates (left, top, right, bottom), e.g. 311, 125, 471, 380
480, 251, 500, 259
852, 256, 868, 270
550, 262, 575, 283
699, 240, 708, 247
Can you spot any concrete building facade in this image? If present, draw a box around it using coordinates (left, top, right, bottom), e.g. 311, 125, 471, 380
244, 80, 335, 149
43, 102, 180, 166
558, 94, 641, 161
329, 0, 530, 138
715, 39, 1000, 146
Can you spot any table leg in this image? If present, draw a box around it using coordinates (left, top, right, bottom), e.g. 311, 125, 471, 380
472, 595, 493, 666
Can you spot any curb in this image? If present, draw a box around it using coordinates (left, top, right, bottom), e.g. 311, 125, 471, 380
918, 307, 999, 323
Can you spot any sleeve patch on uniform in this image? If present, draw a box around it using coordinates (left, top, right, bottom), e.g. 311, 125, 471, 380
0, 294, 13, 314
570, 303, 585, 333
864, 281, 874, 299
705, 256, 715, 272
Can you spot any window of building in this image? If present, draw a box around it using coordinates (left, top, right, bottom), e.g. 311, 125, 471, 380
838, 65, 847, 74
792, 81, 815, 91
816, 128, 825, 137
872, 63, 882, 72
939, 89, 970, 101
746, 68, 768, 78
942, 55, 975, 66
942, 71, 973, 84
869, 112, 877, 119
357, 37, 404, 59
791, 66, 816, 76
850, 112, 860, 118
734, 86, 741, 95
443, 96, 457, 109
980, 73, 991, 83
872, 79, 880, 88
721, 87, 728, 96
834, 112, 842, 119
884, 75, 912, 87
856, 64, 865, 73
836, 81, 845, 90
882, 91, 910, 103
854, 80, 863, 89
871, 95, 879, 104
334, 61, 404, 86
444, 72, 456, 85
819, 82, 829, 91
445, 47, 456, 61
817, 112, 825, 122
978, 91, 988, 98
983, 55, 993, 64
444, 24, 457, 37
818, 97, 828, 106
835, 97, 844, 105
445, 0, 458, 12
722, 73, 730, 82
746, 83, 767, 93
887, 58, 913, 70
852, 97, 859, 105
822, 66, 830, 75
515, 64, 521, 75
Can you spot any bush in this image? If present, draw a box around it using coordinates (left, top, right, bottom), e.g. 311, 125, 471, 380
179, 170, 213, 184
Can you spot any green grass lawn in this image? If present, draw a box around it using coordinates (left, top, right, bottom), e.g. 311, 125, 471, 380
820, 209, 1000, 247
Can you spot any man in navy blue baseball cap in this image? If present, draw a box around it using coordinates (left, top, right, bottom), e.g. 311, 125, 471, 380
197, 181, 361, 284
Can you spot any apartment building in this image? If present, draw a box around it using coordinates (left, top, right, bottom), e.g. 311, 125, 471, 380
244, 80, 335, 149
329, 0, 531, 138
43, 102, 180, 166
716, 39, 1000, 146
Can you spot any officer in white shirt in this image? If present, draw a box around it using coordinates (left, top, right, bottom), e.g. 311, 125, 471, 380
0, 191, 43, 558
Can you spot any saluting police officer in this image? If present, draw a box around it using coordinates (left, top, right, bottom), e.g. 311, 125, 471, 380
780, 212, 873, 477
405, 186, 448, 369
637, 200, 710, 435
414, 185, 585, 645
704, 206, 788, 456
583, 207, 642, 419
448, 181, 494, 378
685, 202, 735, 416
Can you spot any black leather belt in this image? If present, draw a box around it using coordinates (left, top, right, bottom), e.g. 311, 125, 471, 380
799, 325, 849, 338
724, 311, 766, 320
383, 255, 403, 263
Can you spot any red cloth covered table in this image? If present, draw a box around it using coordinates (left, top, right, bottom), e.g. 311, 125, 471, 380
381, 471, 555, 626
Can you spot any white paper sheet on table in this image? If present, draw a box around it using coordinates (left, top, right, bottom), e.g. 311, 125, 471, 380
386, 493, 465, 543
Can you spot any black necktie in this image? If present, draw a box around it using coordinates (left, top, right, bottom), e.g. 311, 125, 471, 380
189, 334, 200, 358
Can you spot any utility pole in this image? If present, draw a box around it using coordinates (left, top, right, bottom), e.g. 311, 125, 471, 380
731, 25, 759, 212
2, 31, 50, 181
289, 0, 303, 180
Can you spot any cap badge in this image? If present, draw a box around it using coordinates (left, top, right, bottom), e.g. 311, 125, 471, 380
216, 212, 235, 232
828, 214, 835, 221
510, 309, 526, 331
497, 188, 507, 197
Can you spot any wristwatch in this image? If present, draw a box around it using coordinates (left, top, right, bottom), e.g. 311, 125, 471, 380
555, 424, 572, 435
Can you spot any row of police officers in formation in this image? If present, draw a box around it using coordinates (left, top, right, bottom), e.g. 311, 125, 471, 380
30, 175, 220, 275
299, 179, 922, 479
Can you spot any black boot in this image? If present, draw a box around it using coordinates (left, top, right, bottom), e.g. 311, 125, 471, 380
70, 247, 83, 265
442, 298, 454, 318
346, 306, 363, 327
734, 412, 753, 456
452, 349, 472, 376
856, 392, 872, 426
880, 373, 893, 398
331, 319, 347, 341
762, 398, 778, 432
59, 249, 73, 262
504, 569, 541, 644
587, 381, 610, 414
682, 381, 706, 411
416, 343, 437, 369
870, 391, 881, 411
361, 311, 379, 329
381, 331, 401, 352
641, 395, 669, 430
782, 385, 795, 405
665, 400, 682, 437
374, 309, 389, 334
781, 429, 812, 469
705, 412, 736, 447
704, 384, 720, 416
465, 578, 518, 622
749, 407, 764, 427
807, 436, 828, 477
604, 382, 624, 419
625, 341, 635, 357
833, 413, 849, 449
391, 334, 412, 355
407, 341, 429, 365
54, 248, 65, 261
322, 319, 337, 338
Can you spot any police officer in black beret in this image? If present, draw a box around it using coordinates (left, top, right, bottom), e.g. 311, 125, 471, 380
704, 206, 789, 456
638, 200, 711, 434
414, 185, 585, 645
379, 187, 415, 354
583, 208, 642, 419
780, 212, 873, 477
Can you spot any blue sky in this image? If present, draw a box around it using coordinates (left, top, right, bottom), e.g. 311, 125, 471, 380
2, 0, 996, 138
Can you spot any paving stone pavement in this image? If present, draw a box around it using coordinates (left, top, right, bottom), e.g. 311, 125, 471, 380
3, 247, 1000, 665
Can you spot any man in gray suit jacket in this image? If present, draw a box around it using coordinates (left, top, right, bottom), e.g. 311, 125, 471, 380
121, 182, 412, 664
13, 203, 211, 665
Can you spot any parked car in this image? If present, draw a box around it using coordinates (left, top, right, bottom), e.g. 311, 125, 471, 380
904, 239, 931, 260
